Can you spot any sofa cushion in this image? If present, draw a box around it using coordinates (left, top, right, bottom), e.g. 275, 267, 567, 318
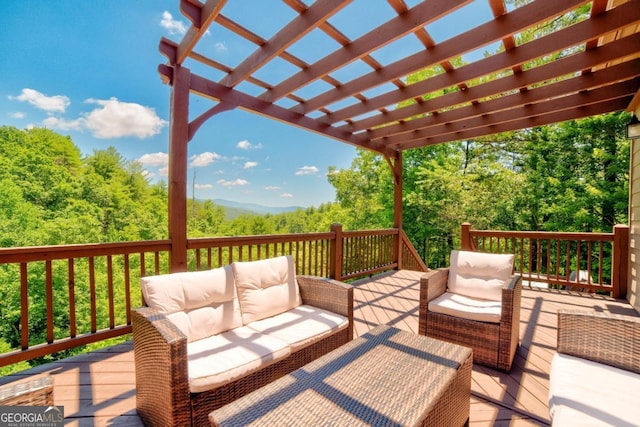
232, 255, 302, 324
448, 250, 514, 301
140, 266, 242, 342
246, 305, 349, 352
187, 326, 291, 393
428, 292, 502, 323
549, 352, 640, 426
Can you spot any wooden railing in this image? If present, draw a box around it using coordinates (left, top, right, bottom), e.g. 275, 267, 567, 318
461, 223, 629, 298
0, 225, 426, 367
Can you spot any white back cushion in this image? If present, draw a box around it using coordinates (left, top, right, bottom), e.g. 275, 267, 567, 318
232, 255, 302, 324
140, 266, 242, 342
448, 250, 514, 301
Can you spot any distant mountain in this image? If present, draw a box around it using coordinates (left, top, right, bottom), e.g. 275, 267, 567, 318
212, 199, 305, 216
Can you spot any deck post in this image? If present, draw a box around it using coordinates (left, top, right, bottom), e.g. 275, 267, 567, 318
393, 149, 403, 268
461, 223, 473, 251
330, 223, 343, 280
168, 65, 190, 272
612, 224, 629, 299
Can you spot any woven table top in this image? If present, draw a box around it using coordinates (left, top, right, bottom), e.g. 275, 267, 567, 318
210, 325, 471, 427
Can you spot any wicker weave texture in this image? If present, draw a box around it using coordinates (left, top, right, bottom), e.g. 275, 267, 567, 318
209, 325, 472, 427
557, 309, 640, 374
0, 376, 54, 407
132, 274, 354, 427
419, 269, 522, 372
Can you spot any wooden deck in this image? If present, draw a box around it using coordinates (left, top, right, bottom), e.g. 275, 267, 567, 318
1, 269, 638, 426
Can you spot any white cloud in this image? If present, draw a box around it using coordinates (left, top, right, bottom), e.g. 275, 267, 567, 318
83, 98, 167, 139
295, 165, 319, 176
138, 152, 169, 167
159, 166, 169, 177
160, 11, 187, 36
9, 112, 25, 119
194, 183, 213, 190
10, 88, 70, 113
237, 140, 262, 150
217, 178, 249, 187
280, 193, 294, 198
190, 151, 221, 167
265, 186, 281, 191
141, 170, 154, 179
244, 161, 258, 169
215, 42, 227, 52
42, 116, 83, 131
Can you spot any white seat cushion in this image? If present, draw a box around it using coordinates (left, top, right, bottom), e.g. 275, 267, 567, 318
428, 292, 501, 323
246, 305, 349, 352
140, 266, 242, 342
187, 326, 291, 393
549, 352, 640, 426
448, 250, 514, 301
232, 255, 302, 324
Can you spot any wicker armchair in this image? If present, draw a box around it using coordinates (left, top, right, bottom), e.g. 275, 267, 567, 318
133, 273, 353, 427
418, 250, 522, 372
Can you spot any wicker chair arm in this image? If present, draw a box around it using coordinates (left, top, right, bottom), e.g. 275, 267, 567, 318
418, 269, 449, 335
557, 309, 640, 375
132, 307, 192, 427
297, 275, 354, 340
420, 268, 449, 303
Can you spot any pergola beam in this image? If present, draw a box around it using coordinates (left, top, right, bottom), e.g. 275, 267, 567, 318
298, 0, 589, 117
389, 79, 639, 148
346, 33, 640, 135
323, 0, 640, 126
219, 0, 350, 88
259, 0, 472, 104
401, 97, 632, 149
365, 47, 640, 142
187, 72, 386, 154
176, 0, 226, 65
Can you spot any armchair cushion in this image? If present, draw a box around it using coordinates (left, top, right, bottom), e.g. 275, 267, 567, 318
448, 250, 514, 301
233, 255, 302, 324
428, 292, 501, 323
140, 266, 242, 342
247, 305, 349, 352
187, 326, 291, 393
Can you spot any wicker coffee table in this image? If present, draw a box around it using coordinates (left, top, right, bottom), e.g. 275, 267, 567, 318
209, 325, 472, 427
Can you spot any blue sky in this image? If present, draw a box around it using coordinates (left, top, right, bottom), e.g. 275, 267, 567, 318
0, 1, 496, 208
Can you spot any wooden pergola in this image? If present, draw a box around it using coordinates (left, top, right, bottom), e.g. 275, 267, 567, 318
159, 0, 640, 271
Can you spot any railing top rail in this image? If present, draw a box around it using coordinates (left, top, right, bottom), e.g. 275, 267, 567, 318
0, 240, 172, 264
187, 232, 335, 249
469, 229, 614, 241
342, 228, 399, 237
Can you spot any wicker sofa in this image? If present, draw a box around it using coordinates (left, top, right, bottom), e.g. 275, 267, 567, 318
549, 310, 640, 426
132, 255, 353, 427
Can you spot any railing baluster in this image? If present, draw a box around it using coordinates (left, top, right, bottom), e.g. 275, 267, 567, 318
107, 255, 115, 329
46, 260, 54, 344
89, 257, 97, 334
124, 254, 131, 325
20, 263, 28, 350
68, 259, 77, 338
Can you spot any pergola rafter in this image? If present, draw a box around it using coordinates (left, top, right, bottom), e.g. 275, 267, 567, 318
160, 0, 640, 271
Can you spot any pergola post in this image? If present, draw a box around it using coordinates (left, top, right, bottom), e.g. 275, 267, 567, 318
393, 150, 403, 268
168, 65, 191, 272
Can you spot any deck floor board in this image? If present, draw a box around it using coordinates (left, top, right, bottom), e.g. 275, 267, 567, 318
1, 269, 637, 426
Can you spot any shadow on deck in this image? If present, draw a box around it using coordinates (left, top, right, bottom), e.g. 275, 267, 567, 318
1, 270, 637, 426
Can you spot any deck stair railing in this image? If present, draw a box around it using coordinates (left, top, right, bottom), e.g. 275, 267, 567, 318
0, 224, 426, 367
